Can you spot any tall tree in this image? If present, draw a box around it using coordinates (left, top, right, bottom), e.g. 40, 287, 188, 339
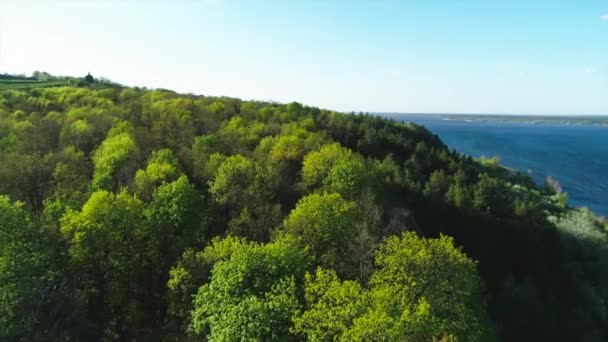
61, 190, 147, 339
189, 237, 311, 341
282, 192, 358, 273
91, 121, 139, 191
0, 196, 72, 341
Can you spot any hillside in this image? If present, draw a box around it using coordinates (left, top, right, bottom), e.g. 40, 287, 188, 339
1, 78, 607, 341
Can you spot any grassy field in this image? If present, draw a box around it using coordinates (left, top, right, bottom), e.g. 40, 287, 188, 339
0, 79, 69, 90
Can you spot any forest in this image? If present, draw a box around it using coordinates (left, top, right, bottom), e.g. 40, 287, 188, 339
1, 75, 607, 341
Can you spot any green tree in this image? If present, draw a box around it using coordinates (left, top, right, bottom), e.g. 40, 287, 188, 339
322, 156, 368, 199
208, 154, 280, 239
423, 169, 452, 200
0, 152, 56, 214
142, 175, 203, 335
91, 121, 139, 191
166, 237, 252, 339
191, 134, 224, 182
208, 154, 256, 207
445, 180, 473, 209
364, 232, 492, 341
134, 148, 182, 200
292, 268, 366, 341
146, 97, 196, 150
295, 232, 494, 341
145, 175, 203, 263
84, 73, 94, 83
216, 116, 267, 154
60, 190, 147, 339
348, 190, 381, 282
51, 146, 91, 208
254, 130, 325, 168
59, 119, 96, 152
473, 173, 513, 216
300, 143, 353, 191
189, 237, 311, 341
0, 196, 72, 341
282, 192, 357, 272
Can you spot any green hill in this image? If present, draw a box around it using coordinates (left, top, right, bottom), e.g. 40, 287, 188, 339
1, 75, 606, 341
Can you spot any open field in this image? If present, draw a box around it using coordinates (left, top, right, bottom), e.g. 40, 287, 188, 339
0, 79, 69, 90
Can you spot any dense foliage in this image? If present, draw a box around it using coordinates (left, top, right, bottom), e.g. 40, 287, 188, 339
1, 76, 607, 341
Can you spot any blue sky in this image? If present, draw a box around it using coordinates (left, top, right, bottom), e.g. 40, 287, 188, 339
1, 0, 607, 114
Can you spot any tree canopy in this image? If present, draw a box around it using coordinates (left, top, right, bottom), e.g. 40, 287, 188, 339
0, 77, 606, 341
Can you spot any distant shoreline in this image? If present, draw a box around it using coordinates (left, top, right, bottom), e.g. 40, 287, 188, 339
377, 113, 608, 126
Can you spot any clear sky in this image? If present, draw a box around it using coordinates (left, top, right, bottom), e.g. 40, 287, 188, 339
1, 0, 607, 114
